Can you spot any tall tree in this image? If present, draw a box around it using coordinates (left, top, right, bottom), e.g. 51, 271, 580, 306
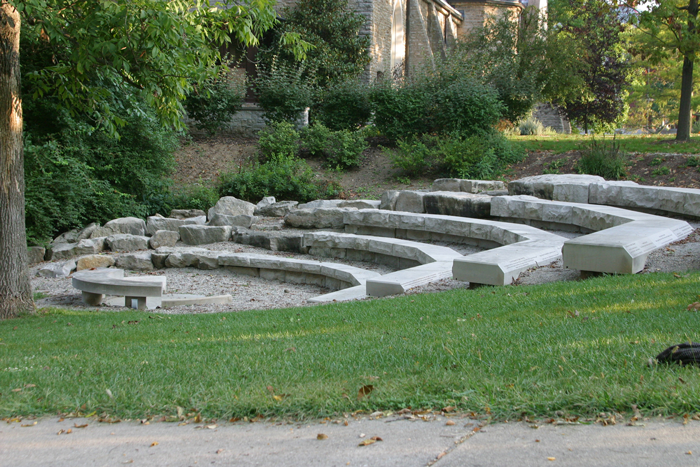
0, 2, 33, 319
0, 0, 279, 320
554, 0, 631, 133
637, 0, 700, 141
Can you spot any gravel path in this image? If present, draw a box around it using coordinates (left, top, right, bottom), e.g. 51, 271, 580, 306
31, 223, 700, 315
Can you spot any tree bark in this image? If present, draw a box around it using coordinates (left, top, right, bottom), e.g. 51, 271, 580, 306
0, 2, 34, 319
676, 0, 698, 142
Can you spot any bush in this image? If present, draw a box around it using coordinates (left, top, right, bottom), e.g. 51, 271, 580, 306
184, 69, 245, 134
218, 154, 340, 203
369, 74, 505, 141
519, 116, 545, 135
23, 108, 179, 244
576, 138, 628, 180
258, 121, 300, 160
300, 124, 368, 170
255, 60, 314, 123
369, 79, 433, 141
388, 131, 525, 180
142, 182, 220, 218
314, 79, 372, 131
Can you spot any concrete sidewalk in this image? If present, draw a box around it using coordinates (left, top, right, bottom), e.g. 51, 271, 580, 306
2, 416, 699, 466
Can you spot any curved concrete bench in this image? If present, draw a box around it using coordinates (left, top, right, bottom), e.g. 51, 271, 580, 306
509, 174, 700, 219
152, 248, 381, 292
302, 232, 463, 297
491, 195, 693, 274
341, 209, 566, 286
72, 268, 166, 310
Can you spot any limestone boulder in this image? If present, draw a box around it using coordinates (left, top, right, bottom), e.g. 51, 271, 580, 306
461, 180, 506, 193
431, 179, 462, 192
208, 196, 255, 220
284, 208, 353, 229
116, 251, 154, 271
146, 215, 206, 235
51, 243, 77, 261
105, 234, 150, 252
338, 200, 381, 210
37, 260, 76, 278
77, 255, 116, 271
423, 192, 492, 219
74, 238, 105, 256
53, 228, 80, 245
380, 190, 399, 210
149, 230, 180, 249
170, 209, 206, 219
508, 174, 605, 203
162, 247, 211, 268
27, 246, 46, 265
208, 214, 256, 228
179, 225, 232, 245
77, 223, 100, 241
296, 199, 343, 210
256, 196, 276, 209
103, 217, 147, 236
394, 191, 425, 213
258, 201, 299, 217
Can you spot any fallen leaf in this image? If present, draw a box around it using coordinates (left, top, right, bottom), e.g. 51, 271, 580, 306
445, 420, 455, 426
25, 384, 36, 388
443, 406, 455, 412
74, 423, 88, 428
193, 414, 202, 423
229, 417, 241, 423
11, 388, 22, 393
317, 433, 328, 440
370, 436, 383, 441
216, 449, 224, 454
548, 457, 556, 461
437, 452, 446, 460
21, 422, 37, 427
358, 439, 376, 446
150, 442, 159, 447
687, 451, 692, 455
357, 385, 374, 400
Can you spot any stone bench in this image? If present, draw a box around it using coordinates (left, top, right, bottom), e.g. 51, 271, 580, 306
491, 195, 694, 274
508, 174, 700, 219
152, 248, 381, 291
341, 209, 566, 286
72, 268, 166, 310
302, 232, 462, 297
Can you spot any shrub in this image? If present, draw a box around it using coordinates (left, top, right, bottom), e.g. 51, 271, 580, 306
576, 138, 628, 180
369, 73, 504, 141
300, 124, 367, 170
255, 60, 315, 123
258, 121, 300, 160
388, 131, 524, 180
369, 79, 432, 141
430, 76, 504, 135
519, 116, 545, 135
218, 154, 340, 202
184, 69, 246, 134
314, 79, 372, 131
142, 182, 220, 218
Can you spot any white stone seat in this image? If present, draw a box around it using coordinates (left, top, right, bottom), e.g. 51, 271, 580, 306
341, 210, 566, 286
491, 195, 693, 274
72, 268, 166, 310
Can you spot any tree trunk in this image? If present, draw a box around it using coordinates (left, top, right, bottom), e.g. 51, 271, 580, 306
676, 55, 694, 141
0, 3, 34, 319
676, 0, 698, 142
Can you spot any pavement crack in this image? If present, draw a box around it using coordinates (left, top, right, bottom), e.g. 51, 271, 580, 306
426, 420, 491, 466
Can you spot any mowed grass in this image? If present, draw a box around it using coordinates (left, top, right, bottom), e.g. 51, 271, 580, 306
1, 272, 699, 421
510, 134, 700, 155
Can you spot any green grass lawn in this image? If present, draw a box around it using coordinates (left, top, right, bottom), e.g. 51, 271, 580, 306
510, 134, 700, 155
2, 272, 699, 422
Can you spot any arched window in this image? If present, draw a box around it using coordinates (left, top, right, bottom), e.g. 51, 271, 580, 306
391, 0, 406, 72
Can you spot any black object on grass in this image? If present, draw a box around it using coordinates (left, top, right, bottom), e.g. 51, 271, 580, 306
655, 343, 700, 366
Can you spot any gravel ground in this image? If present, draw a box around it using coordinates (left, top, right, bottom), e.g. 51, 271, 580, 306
31, 223, 700, 315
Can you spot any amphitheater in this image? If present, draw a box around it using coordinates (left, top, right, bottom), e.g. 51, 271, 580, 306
30, 174, 700, 313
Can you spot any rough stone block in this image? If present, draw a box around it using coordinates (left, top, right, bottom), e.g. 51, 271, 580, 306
394, 191, 425, 213
37, 260, 76, 278
146, 216, 205, 235
27, 246, 46, 265
431, 179, 461, 191
508, 174, 604, 203
149, 230, 180, 249
208, 214, 256, 228
380, 190, 399, 210
77, 255, 116, 271
51, 243, 77, 261
423, 192, 492, 218
104, 217, 147, 236
116, 252, 154, 271
179, 225, 232, 245
169, 209, 206, 219
208, 196, 256, 220
105, 234, 150, 252
258, 201, 298, 217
